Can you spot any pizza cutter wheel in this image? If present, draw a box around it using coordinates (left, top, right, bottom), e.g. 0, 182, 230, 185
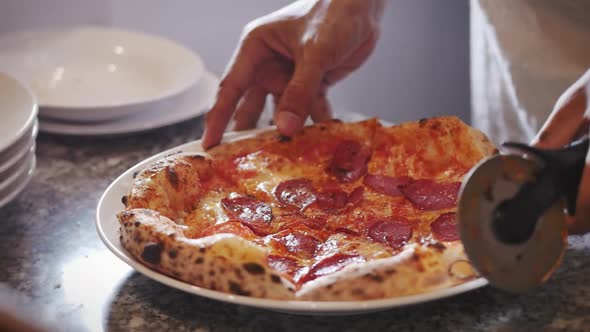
458, 136, 588, 292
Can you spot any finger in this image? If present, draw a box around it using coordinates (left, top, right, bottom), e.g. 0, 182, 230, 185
202, 35, 272, 149
255, 60, 293, 95
276, 61, 325, 136
309, 93, 332, 123
569, 152, 590, 234
532, 85, 587, 149
233, 86, 268, 131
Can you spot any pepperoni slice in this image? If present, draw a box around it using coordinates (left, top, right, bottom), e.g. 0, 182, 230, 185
316, 187, 365, 212
363, 174, 412, 197
274, 179, 316, 210
431, 212, 459, 241
270, 231, 321, 259
300, 254, 366, 283
301, 216, 327, 230
266, 255, 301, 277
367, 219, 413, 249
347, 187, 365, 206
199, 222, 256, 239
329, 140, 371, 183
221, 196, 273, 236
316, 189, 349, 211
399, 180, 461, 211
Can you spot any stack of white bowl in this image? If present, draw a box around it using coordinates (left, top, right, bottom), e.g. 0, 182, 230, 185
0, 73, 37, 209
0, 26, 216, 136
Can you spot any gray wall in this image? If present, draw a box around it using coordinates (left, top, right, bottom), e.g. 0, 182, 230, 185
0, 0, 470, 124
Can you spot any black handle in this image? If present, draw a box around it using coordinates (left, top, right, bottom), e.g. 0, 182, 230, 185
502, 135, 588, 214
492, 136, 588, 244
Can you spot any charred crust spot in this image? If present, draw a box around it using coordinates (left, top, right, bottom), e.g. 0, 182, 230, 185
326, 284, 333, 290
121, 195, 128, 205
234, 268, 242, 279
428, 242, 446, 253
189, 155, 206, 161
168, 233, 176, 239
210, 282, 216, 290
168, 250, 178, 259
195, 257, 204, 264
141, 243, 163, 265
320, 126, 327, 131
243, 262, 265, 275
492, 148, 500, 155
133, 171, 140, 179
166, 168, 180, 189
367, 274, 384, 282
385, 269, 397, 275
352, 288, 364, 296
134, 222, 140, 227
199, 247, 206, 253
119, 235, 123, 241
270, 274, 281, 284
411, 253, 420, 262
209, 270, 215, 277
229, 281, 251, 296
173, 271, 181, 278
287, 287, 295, 292
331, 119, 342, 123
430, 121, 441, 130
419, 118, 428, 126
277, 135, 291, 142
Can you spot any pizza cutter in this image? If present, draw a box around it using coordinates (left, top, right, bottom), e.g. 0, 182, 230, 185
458, 135, 588, 292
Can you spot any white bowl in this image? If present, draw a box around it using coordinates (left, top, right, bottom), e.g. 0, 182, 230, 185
0, 119, 37, 165
0, 26, 204, 122
0, 153, 35, 209
0, 73, 38, 153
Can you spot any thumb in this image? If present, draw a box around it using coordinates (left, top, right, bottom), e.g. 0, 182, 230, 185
276, 61, 324, 136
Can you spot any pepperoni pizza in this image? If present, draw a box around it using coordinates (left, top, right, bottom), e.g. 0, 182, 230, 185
117, 116, 496, 300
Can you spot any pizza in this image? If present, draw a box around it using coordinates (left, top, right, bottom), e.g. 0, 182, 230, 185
117, 116, 496, 301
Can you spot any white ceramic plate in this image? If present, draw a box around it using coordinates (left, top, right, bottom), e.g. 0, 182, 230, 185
0, 73, 38, 153
96, 129, 488, 315
0, 26, 204, 122
0, 152, 35, 209
38, 71, 218, 136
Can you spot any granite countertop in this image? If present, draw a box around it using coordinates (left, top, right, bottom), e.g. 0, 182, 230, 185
1, 117, 589, 332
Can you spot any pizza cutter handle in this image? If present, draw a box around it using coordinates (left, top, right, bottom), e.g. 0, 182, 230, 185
501, 135, 589, 215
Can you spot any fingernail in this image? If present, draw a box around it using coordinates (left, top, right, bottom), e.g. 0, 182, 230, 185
276, 111, 303, 137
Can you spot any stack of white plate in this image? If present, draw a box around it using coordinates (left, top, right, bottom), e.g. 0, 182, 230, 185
0, 26, 217, 136
0, 73, 37, 208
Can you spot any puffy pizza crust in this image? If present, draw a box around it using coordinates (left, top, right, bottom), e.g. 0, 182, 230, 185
118, 208, 296, 299
117, 117, 495, 301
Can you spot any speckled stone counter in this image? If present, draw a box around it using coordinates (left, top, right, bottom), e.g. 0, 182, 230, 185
1, 117, 589, 332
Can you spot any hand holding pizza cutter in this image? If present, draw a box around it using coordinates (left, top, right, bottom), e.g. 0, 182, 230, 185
458, 135, 589, 292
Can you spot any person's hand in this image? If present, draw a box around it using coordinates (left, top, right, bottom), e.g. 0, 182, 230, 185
531, 68, 590, 234
202, 0, 386, 149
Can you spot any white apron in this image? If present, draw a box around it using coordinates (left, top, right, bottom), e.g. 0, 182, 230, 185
471, 0, 590, 144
